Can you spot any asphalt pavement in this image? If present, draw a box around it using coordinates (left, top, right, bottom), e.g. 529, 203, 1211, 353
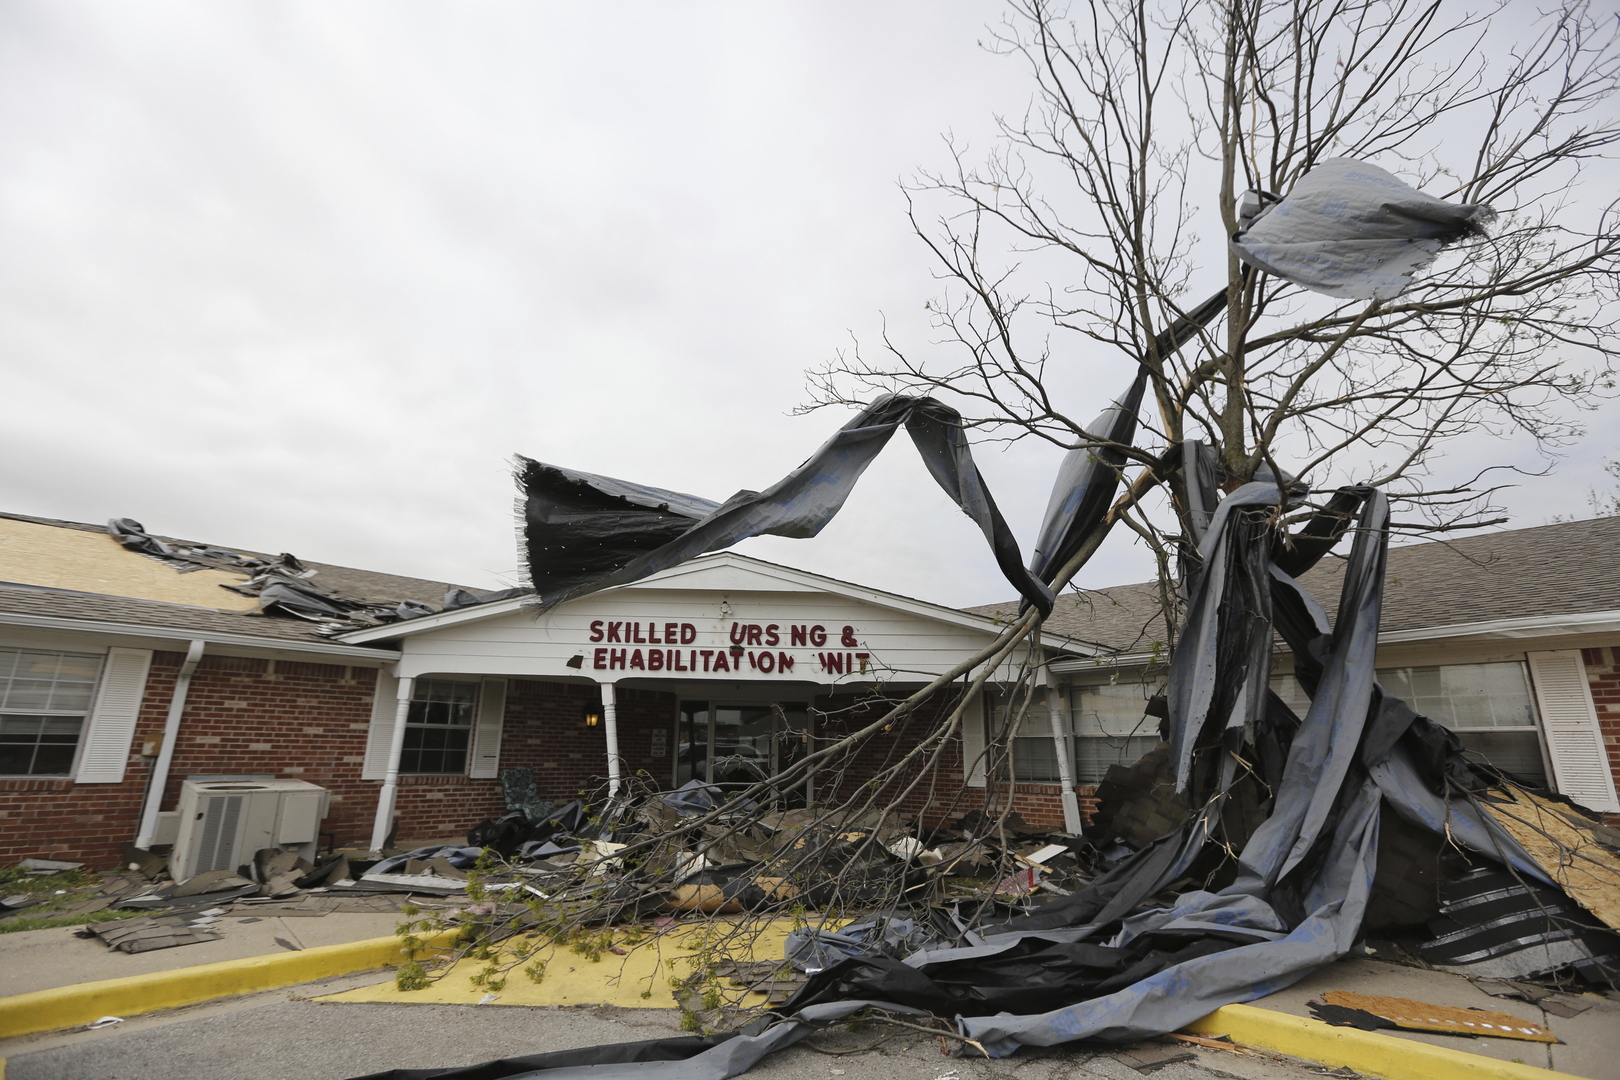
0, 971, 1343, 1080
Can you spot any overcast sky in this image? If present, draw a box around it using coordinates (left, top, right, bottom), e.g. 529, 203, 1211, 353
3, 1, 1616, 609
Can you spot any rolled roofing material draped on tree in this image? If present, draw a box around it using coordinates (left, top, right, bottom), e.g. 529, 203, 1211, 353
519, 460, 723, 604
1027, 369, 1149, 586
521, 395, 1055, 616
1165, 481, 1303, 794
776, 484, 1555, 1058
1024, 290, 1230, 597
1230, 158, 1494, 301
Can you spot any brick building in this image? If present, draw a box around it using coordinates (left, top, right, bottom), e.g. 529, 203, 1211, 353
0, 512, 1082, 866
2, 510, 1617, 871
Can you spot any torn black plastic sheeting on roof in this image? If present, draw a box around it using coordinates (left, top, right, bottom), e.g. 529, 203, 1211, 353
521, 395, 1056, 616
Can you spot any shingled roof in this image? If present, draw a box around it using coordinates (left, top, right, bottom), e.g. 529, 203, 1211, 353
967, 514, 1620, 654
0, 511, 477, 649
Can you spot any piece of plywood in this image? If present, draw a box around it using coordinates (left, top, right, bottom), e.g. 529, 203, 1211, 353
1480, 785, 1620, 931
1321, 992, 1557, 1043
0, 517, 257, 610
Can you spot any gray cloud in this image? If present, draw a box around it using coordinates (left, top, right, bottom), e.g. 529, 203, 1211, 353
2, 1, 1612, 608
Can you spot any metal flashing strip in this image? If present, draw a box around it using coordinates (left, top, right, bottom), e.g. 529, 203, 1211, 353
0, 611, 397, 662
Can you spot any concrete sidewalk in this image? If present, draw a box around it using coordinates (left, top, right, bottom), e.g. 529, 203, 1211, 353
0, 911, 402, 997
1240, 956, 1619, 1080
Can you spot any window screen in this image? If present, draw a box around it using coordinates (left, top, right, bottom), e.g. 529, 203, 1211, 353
0, 648, 103, 776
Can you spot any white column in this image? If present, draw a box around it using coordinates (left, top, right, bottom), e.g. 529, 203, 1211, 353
134, 640, 205, 848
369, 675, 415, 853
1043, 665, 1084, 833
602, 681, 622, 799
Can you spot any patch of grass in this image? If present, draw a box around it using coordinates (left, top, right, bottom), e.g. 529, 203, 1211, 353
0, 907, 147, 935
0, 865, 101, 894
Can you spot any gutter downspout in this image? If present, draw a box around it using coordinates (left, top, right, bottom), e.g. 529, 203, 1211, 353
369, 674, 415, 854
1043, 663, 1084, 834
602, 681, 622, 799
135, 639, 205, 849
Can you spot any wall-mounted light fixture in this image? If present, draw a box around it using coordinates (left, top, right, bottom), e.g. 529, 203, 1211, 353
584, 706, 601, 728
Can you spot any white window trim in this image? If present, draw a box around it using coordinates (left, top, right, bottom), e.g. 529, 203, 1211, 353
399, 676, 483, 777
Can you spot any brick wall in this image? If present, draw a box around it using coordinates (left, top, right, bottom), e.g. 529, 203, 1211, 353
1582, 645, 1620, 826
805, 690, 1095, 831
4, 660, 1119, 868
0, 652, 394, 866
497, 680, 676, 806
0, 651, 182, 867
0, 661, 695, 867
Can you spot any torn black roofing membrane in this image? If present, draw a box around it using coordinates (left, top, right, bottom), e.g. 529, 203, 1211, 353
350, 470, 1613, 1080
105, 519, 522, 634
520, 394, 1057, 616
347, 162, 1614, 1080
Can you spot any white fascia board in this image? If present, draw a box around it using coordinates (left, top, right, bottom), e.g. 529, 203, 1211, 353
0, 611, 398, 663
336, 597, 531, 643
1047, 609, 1620, 676
335, 552, 1099, 657
1375, 610, 1620, 644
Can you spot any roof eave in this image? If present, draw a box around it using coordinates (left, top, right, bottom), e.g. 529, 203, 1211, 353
332, 552, 1101, 657
0, 611, 401, 661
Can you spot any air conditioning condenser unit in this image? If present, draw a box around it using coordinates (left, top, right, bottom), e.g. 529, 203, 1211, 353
170, 777, 329, 883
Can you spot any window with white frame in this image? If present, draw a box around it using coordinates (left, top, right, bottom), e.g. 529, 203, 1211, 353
1069, 681, 1163, 783
0, 648, 104, 776
1050, 661, 1549, 790
401, 678, 478, 774
1270, 661, 1545, 785
997, 695, 1067, 783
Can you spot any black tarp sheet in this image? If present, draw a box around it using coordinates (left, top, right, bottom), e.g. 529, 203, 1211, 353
521, 396, 1055, 615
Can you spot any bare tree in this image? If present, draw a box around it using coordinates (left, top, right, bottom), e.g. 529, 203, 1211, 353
808, 0, 1620, 569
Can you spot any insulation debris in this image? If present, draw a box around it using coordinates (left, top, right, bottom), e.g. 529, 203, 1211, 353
1473, 786, 1620, 931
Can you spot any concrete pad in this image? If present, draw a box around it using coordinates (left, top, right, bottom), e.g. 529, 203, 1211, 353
0, 913, 402, 996
319, 918, 796, 1010
1242, 956, 1620, 1079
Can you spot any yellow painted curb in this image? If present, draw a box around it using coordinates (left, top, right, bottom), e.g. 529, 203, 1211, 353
0, 930, 458, 1039
1185, 1004, 1590, 1080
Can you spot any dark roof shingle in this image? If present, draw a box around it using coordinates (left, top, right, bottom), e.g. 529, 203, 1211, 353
968, 515, 1620, 653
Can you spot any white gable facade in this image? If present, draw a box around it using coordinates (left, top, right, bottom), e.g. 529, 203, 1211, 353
339, 554, 1087, 849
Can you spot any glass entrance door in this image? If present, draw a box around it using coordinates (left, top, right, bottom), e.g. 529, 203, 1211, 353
675, 701, 811, 805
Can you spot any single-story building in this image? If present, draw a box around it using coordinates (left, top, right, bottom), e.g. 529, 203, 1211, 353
2, 509, 1616, 869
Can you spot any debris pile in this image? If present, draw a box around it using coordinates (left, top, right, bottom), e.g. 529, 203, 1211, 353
0, 845, 476, 952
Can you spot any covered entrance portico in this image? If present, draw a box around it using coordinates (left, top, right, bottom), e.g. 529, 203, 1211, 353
337, 553, 1092, 851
